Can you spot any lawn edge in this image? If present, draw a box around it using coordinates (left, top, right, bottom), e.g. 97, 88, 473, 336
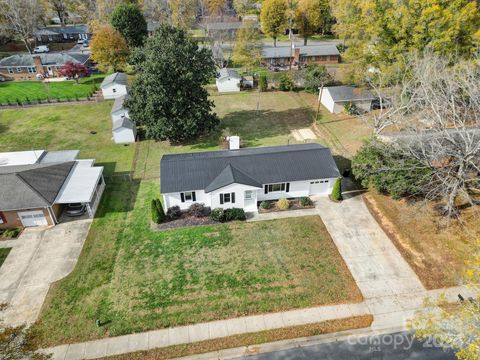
100, 315, 373, 360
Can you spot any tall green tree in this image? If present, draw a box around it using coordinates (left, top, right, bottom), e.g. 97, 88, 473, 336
127, 25, 219, 142
110, 3, 147, 47
232, 20, 262, 70
333, 0, 480, 83
260, 0, 288, 47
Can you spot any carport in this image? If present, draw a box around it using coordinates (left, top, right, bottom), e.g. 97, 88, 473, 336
55, 160, 105, 218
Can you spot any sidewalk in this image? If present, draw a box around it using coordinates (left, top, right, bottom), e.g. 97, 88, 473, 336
246, 208, 318, 222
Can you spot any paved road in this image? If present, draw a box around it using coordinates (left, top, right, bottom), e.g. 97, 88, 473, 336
243, 331, 455, 360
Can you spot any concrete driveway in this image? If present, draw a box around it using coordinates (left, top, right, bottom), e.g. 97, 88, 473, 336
0, 219, 91, 326
314, 193, 427, 330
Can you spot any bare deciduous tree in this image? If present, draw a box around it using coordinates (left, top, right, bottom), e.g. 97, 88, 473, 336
0, 0, 45, 53
373, 53, 480, 217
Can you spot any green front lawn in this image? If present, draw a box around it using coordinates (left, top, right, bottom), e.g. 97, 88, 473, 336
0, 75, 105, 104
0, 248, 11, 268
32, 180, 362, 346
0, 102, 134, 176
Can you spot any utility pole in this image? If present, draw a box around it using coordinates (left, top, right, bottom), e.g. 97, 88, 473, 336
316, 85, 324, 121
288, 0, 294, 70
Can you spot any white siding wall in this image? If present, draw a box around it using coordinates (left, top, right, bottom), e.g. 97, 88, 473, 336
163, 190, 211, 211
210, 183, 260, 209
216, 78, 241, 93
113, 128, 136, 144
320, 90, 336, 113
102, 84, 128, 99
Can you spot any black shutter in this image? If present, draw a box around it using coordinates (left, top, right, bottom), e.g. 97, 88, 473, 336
264, 185, 268, 194
231, 192, 235, 203
220, 194, 224, 204
192, 192, 196, 201
286, 183, 290, 192
180, 193, 185, 202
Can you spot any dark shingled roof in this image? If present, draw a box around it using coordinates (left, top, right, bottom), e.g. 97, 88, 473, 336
161, 144, 340, 194
101, 72, 128, 88
0, 53, 89, 67
0, 162, 75, 210
34, 25, 89, 36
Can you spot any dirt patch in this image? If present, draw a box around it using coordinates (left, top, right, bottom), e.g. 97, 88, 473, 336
103, 315, 373, 360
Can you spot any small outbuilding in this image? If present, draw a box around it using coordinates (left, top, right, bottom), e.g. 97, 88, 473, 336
112, 117, 136, 144
216, 68, 242, 93
320, 86, 376, 114
111, 94, 130, 122
101, 72, 128, 99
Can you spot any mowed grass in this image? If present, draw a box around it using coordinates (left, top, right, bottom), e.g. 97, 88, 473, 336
0, 75, 105, 103
0, 102, 134, 176
364, 191, 479, 289
0, 248, 11, 268
31, 180, 362, 346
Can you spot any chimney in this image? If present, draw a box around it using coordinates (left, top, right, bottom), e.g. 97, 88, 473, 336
227, 136, 240, 150
32, 55, 43, 74
294, 47, 300, 62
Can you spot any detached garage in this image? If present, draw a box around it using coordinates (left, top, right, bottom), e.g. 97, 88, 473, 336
320, 86, 376, 114
216, 68, 242, 93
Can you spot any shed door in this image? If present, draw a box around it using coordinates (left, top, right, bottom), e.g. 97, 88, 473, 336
309, 180, 330, 195
18, 210, 48, 227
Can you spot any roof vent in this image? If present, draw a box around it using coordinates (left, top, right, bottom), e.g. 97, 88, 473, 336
227, 136, 240, 150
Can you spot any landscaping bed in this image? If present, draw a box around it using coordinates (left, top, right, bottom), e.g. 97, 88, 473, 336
0, 228, 21, 240
259, 197, 315, 213
32, 180, 362, 347
153, 213, 218, 230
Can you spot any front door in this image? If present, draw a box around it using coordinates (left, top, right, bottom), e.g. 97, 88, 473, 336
47, 66, 53, 76
244, 190, 256, 211
18, 210, 48, 227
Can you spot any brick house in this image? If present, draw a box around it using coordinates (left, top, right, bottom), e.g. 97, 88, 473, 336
262, 44, 341, 67
34, 24, 90, 43
0, 53, 90, 80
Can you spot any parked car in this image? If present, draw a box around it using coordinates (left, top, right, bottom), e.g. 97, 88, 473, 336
82, 39, 89, 47
0, 76, 6, 82
33, 45, 49, 53
77, 38, 84, 44
65, 203, 87, 217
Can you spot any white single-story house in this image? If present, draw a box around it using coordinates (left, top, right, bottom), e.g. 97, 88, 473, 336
111, 94, 130, 122
112, 117, 136, 144
216, 68, 242, 93
160, 143, 340, 212
320, 86, 376, 114
100, 72, 128, 99
0, 150, 105, 228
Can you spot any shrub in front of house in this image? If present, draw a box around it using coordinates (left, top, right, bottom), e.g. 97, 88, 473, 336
188, 203, 207, 218
0, 228, 21, 239
210, 208, 225, 222
330, 178, 343, 201
260, 201, 273, 209
166, 205, 182, 220
344, 102, 359, 115
277, 198, 290, 210
151, 198, 165, 224
259, 75, 268, 92
224, 208, 246, 221
300, 197, 313, 206
279, 73, 294, 91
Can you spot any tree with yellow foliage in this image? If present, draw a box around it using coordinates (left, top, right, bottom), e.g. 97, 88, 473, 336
169, 0, 197, 29
295, 0, 331, 45
207, 0, 226, 16
232, 20, 262, 71
260, 0, 288, 47
90, 23, 129, 72
410, 244, 480, 360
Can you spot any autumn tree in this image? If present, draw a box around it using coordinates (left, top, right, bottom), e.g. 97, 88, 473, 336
333, 0, 480, 82
232, 20, 262, 71
127, 24, 219, 142
260, 0, 288, 47
295, 0, 332, 45
110, 3, 147, 47
57, 61, 88, 82
233, 0, 259, 15
207, 0, 226, 16
0, 0, 45, 53
169, 0, 197, 29
90, 23, 129, 72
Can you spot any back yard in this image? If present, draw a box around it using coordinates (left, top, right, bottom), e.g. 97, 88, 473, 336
0, 75, 104, 104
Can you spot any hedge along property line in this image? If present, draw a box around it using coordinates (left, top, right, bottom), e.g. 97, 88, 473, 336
103, 315, 374, 360
0, 97, 99, 108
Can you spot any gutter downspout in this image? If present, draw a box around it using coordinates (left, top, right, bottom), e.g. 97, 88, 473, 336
47, 206, 58, 225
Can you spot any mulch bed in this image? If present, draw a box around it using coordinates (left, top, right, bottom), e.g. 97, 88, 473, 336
153, 215, 219, 231
258, 199, 315, 213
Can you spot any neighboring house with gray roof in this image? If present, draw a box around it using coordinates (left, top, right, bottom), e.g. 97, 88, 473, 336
0, 53, 90, 80
262, 44, 340, 66
216, 68, 242, 92
101, 72, 128, 99
34, 24, 90, 43
320, 86, 376, 114
0, 150, 105, 228
160, 143, 340, 212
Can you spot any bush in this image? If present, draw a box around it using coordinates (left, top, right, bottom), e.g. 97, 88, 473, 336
0, 228, 21, 239
344, 102, 359, 115
151, 198, 165, 223
188, 203, 206, 217
260, 201, 273, 209
279, 73, 294, 91
277, 198, 290, 210
166, 205, 182, 220
259, 74, 268, 92
299, 197, 313, 206
210, 208, 225, 222
330, 178, 343, 201
224, 208, 246, 221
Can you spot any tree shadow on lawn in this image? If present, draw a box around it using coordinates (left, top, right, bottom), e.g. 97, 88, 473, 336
185, 108, 315, 149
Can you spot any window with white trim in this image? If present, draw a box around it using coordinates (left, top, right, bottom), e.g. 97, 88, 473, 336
28, 67, 36, 73
7, 67, 13, 74
264, 183, 290, 194
244, 190, 252, 200
180, 191, 196, 202
16, 67, 22, 73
